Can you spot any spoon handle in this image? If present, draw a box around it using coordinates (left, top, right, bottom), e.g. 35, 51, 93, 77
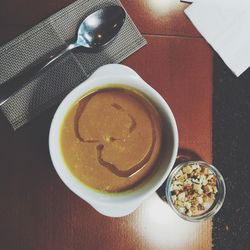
0, 43, 79, 106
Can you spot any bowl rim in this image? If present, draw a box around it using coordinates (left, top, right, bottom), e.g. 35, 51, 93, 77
49, 65, 179, 206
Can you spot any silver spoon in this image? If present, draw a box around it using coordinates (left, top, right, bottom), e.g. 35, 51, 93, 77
0, 5, 126, 106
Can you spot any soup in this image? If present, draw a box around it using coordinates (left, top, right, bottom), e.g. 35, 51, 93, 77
60, 87, 162, 192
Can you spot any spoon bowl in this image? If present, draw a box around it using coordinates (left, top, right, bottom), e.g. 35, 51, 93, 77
77, 6, 126, 48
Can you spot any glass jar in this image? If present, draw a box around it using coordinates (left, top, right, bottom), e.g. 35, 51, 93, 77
165, 161, 226, 222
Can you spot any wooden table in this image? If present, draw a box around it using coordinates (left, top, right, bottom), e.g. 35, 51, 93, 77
0, 1, 213, 249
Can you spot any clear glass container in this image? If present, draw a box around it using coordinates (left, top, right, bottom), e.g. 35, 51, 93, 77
165, 161, 226, 222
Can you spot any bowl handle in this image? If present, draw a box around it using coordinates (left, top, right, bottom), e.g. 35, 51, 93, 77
89, 64, 142, 79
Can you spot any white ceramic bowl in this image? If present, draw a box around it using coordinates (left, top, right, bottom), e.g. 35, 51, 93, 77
49, 64, 178, 217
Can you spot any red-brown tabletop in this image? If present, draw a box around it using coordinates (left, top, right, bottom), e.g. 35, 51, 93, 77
0, 0, 213, 249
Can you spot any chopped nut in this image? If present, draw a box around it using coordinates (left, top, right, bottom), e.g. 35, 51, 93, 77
204, 185, 213, 194
172, 195, 177, 202
184, 201, 191, 209
191, 163, 199, 170
184, 178, 192, 186
178, 192, 186, 202
175, 170, 183, 178
197, 196, 203, 204
177, 200, 184, 207
203, 179, 208, 186
183, 165, 193, 174
209, 193, 215, 201
193, 184, 203, 194
204, 168, 209, 175
178, 207, 186, 214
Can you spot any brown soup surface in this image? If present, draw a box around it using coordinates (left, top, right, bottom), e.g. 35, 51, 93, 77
60, 87, 162, 192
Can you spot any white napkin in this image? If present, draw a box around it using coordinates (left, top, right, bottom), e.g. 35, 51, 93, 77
185, 0, 250, 76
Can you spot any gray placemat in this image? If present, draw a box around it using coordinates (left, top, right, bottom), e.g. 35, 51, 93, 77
0, 0, 146, 130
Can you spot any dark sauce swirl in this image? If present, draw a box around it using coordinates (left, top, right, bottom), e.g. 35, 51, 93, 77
74, 89, 157, 178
